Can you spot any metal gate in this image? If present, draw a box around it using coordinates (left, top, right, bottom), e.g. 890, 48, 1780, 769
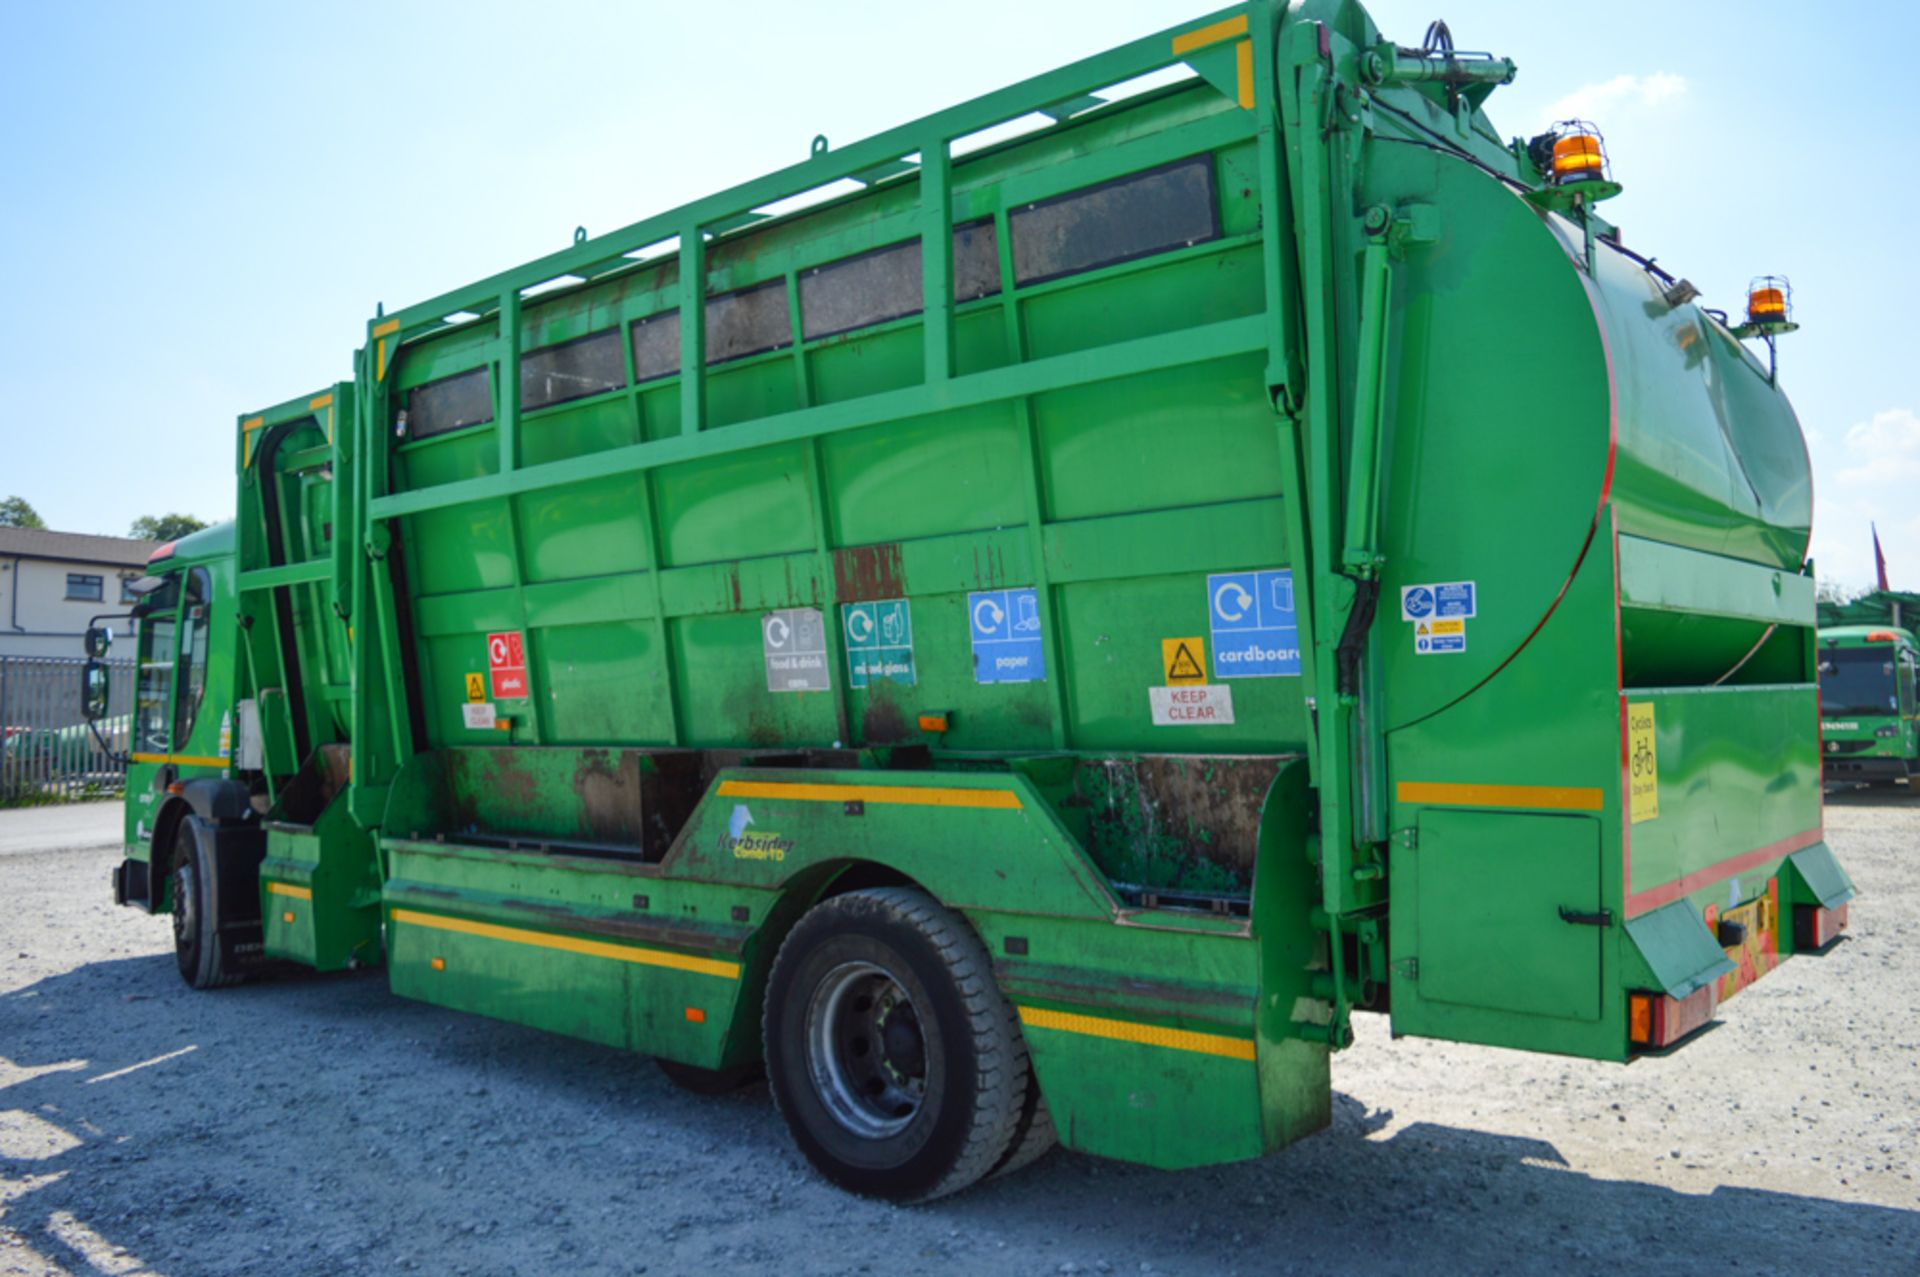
0, 657, 137, 803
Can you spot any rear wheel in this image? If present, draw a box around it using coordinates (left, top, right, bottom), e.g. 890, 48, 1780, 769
764, 887, 1032, 1201
170, 820, 245, 990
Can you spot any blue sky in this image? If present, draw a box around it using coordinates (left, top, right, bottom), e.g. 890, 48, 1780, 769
1, 1, 1911, 590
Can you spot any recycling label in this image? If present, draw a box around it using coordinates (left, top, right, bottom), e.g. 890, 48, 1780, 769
842, 599, 915, 688
763, 608, 831, 692
1207, 570, 1300, 678
969, 588, 1046, 684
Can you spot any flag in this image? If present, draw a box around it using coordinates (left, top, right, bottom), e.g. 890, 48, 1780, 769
1874, 523, 1890, 592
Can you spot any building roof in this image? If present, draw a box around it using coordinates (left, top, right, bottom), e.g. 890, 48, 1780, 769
0, 526, 164, 568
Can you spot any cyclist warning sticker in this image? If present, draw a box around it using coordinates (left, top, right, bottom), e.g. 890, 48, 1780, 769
1627, 701, 1659, 823
464, 673, 486, 703
487, 631, 529, 699
1162, 637, 1206, 685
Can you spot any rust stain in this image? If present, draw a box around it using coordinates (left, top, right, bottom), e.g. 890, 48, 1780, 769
861, 695, 910, 745
833, 542, 905, 602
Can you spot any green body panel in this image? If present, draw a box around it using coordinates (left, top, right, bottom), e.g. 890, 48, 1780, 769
108, 0, 1843, 1174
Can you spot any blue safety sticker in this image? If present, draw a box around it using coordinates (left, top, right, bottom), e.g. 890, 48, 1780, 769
969, 588, 1046, 684
1207, 569, 1300, 678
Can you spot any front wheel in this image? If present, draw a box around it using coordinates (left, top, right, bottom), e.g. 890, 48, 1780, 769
170, 819, 246, 990
764, 887, 1034, 1202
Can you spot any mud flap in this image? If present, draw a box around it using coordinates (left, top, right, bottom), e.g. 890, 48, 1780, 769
1621, 900, 1735, 999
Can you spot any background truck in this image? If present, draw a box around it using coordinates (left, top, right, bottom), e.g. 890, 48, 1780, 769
87, 0, 1852, 1201
1817, 624, 1920, 786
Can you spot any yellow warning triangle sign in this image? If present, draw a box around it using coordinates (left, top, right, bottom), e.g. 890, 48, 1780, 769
1163, 638, 1206, 685
1416, 621, 1430, 635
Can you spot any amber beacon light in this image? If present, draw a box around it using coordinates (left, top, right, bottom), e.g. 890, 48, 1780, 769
1549, 122, 1608, 184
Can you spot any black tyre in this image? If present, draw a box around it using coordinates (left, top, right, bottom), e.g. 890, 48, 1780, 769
170, 819, 245, 990
654, 1057, 765, 1096
987, 998, 1058, 1180
764, 887, 1032, 1202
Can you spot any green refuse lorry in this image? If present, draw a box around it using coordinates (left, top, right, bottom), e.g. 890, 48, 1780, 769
89, 0, 1852, 1200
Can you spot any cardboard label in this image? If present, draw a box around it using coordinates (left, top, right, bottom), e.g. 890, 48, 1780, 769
1149, 684, 1235, 725
1627, 701, 1659, 823
764, 608, 831, 692
465, 673, 487, 703
462, 702, 497, 731
1207, 570, 1300, 678
487, 631, 529, 699
1162, 637, 1207, 685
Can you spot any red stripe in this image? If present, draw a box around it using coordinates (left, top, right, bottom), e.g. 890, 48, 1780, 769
1626, 828, 1823, 917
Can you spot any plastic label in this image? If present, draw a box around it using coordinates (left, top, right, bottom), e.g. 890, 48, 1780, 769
486, 631, 529, 699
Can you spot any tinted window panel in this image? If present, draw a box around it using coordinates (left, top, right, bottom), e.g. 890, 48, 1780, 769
706, 281, 791, 363
631, 312, 681, 383
408, 368, 493, 440
66, 574, 103, 601
799, 220, 1003, 342
1009, 156, 1219, 286
953, 219, 1002, 303
801, 242, 919, 341
521, 330, 625, 410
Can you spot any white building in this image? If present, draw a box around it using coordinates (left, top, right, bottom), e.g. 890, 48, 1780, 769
0, 528, 162, 659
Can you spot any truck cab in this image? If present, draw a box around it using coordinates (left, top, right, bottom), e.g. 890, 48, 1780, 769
1818, 625, 1920, 784
102, 524, 246, 908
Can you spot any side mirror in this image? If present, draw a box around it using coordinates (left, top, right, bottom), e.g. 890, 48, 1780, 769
82, 660, 110, 721
84, 625, 113, 658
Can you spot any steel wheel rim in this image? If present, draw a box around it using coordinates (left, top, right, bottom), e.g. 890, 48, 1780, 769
172, 862, 196, 951
803, 960, 928, 1139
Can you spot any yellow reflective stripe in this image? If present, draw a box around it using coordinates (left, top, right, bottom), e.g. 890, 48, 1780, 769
371, 318, 400, 337
266, 882, 311, 900
241, 415, 265, 466
130, 753, 228, 768
1171, 13, 1248, 55
1396, 781, 1604, 812
1235, 38, 1254, 109
389, 908, 740, 980
308, 393, 333, 410
1017, 1005, 1255, 1062
375, 337, 390, 381
715, 779, 1021, 811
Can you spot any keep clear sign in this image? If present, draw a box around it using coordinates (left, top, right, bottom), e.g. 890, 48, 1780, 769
1207, 569, 1301, 677
969, 588, 1046, 684
763, 608, 831, 692
842, 599, 915, 688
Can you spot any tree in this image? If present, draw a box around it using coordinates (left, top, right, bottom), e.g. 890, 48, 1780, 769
0, 496, 45, 528
1815, 577, 1862, 606
128, 513, 209, 542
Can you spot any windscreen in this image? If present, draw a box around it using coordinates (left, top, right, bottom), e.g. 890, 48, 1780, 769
1818, 647, 1898, 717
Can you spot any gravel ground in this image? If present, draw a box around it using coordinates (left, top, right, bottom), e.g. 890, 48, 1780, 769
2, 796, 1916, 1276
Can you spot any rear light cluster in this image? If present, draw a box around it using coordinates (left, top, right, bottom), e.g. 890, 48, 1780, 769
1628, 984, 1718, 1051
1795, 903, 1849, 951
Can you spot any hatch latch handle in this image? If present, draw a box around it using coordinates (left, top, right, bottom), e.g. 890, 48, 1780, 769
1557, 905, 1614, 928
